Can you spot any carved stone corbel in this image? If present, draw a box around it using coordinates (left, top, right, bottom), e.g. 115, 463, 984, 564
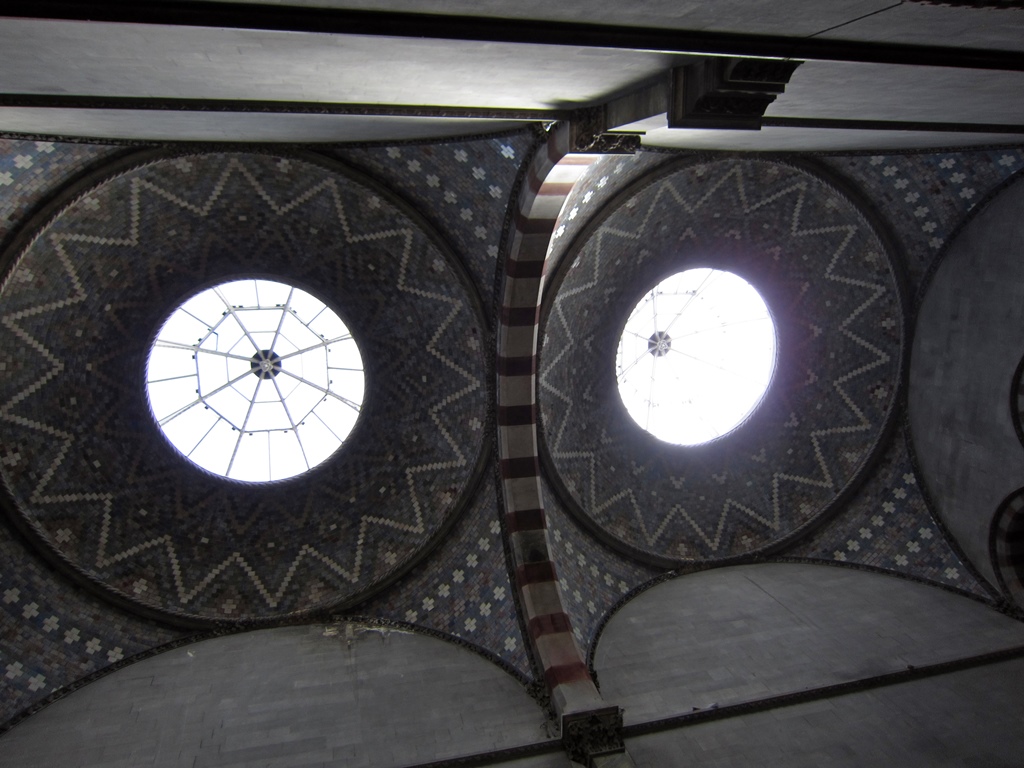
562, 707, 629, 766
669, 57, 803, 130
569, 106, 642, 154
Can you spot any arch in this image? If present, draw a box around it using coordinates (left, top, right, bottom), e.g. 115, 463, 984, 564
624, 656, 1024, 768
0, 623, 554, 767
991, 486, 1024, 609
495, 124, 603, 720
593, 563, 1024, 726
909, 171, 1024, 587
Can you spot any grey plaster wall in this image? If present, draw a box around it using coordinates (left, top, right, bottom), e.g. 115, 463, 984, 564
0, 624, 553, 768
909, 175, 1024, 587
205, 0, 1024, 50
625, 656, 1024, 768
0, 20, 676, 110
594, 563, 1024, 726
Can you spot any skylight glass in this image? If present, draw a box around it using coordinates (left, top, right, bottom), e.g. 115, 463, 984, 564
615, 268, 776, 446
146, 279, 364, 482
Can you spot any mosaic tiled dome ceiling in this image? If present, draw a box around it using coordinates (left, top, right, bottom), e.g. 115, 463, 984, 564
539, 158, 905, 565
0, 151, 488, 623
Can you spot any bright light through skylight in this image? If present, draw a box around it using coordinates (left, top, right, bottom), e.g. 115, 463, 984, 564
616, 268, 776, 446
146, 279, 364, 482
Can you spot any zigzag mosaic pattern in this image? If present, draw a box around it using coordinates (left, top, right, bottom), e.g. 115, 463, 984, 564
791, 147, 1024, 596
0, 152, 488, 621
332, 130, 537, 310
544, 152, 672, 283
539, 159, 904, 564
0, 518, 186, 729
0, 139, 190, 730
823, 148, 1024, 292
790, 425, 990, 599
0, 140, 121, 247
357, 473, 531, 677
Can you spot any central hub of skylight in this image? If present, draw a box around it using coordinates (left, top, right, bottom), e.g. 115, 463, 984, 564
616, 268, 776, 446
146, 279, 364, 482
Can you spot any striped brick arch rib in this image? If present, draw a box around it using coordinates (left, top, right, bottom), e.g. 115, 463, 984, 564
496, 125, 608, 722
991, 488, 1024, 610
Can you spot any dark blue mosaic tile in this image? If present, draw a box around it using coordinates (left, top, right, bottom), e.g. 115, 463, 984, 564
540, 158, 904, 564
542, 478, 661, 661
1, 138, 185, 729
0, 140, 121, 246
545, 151, 673, 280
330, 130, 538, 311
788, 425, 991, 599
0, 152, 489, 622
822, 147, 1024, 292
355, 473, 531, 678
0, 523, 185, 727
2, 135, 1018, 738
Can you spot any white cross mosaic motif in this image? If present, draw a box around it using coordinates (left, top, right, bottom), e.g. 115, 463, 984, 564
541, 159, 904, 562
0, 153, 488, 620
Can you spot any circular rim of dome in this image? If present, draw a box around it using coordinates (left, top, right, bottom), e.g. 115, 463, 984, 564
145, 277, 365, 484
538, 156, 908, 568
1011, 352, 1024, 450
990, 487, 1024, 610
0, 148, 492, 626
614, 267, 777, 447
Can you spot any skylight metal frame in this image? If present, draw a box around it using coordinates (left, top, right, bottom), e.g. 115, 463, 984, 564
146, 278, 364, 482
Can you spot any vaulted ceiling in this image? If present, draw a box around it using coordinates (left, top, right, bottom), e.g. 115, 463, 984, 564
2, 3, 1024, 768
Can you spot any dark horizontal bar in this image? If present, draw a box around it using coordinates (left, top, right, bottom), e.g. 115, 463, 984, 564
623, 643, 1024, 737
7, 92, 1020, 140
496, 355, 538, 377
528, 611, 573, 637
544, 661, 592, 688
907, 0, 1024, 8
3, 0, 1024, 72
505, 507, 546, 533
496, 404, 537, 427
500, 306, 541, 327
402, 739, 562, 768
0, 93, 559, 121
500, 455, 542, 479
764, 116, 1024, 134
516, 561, 558, 586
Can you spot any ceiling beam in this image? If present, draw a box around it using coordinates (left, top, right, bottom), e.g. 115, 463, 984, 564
762, 116, 1024, 134
0, 94, 561, 121
2, 0, 1024, 72
4, 93, 1021, 139
596, 64, 1024, 137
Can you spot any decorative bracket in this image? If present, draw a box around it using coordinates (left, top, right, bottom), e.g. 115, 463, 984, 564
669, 57, 803, 130
569, 106, 642, 154
562, 707, 632, 767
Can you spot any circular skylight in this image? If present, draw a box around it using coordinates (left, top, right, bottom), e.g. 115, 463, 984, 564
146, 279, 364, 482
616, 268, 776, 445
